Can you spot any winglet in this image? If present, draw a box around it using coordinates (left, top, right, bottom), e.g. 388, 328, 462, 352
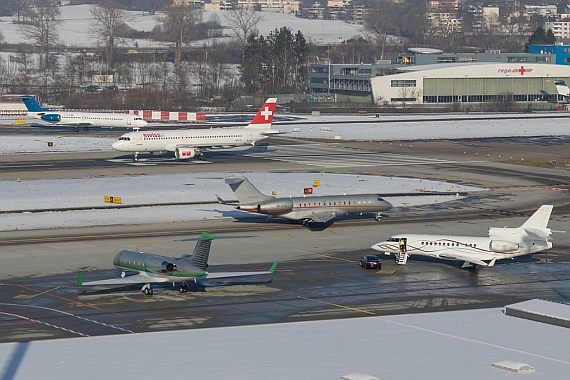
77, 271, 83, 286
269, 260, 278, 273
200, 232, 215, 241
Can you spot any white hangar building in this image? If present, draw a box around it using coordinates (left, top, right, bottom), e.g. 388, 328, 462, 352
370, 63, 570, 105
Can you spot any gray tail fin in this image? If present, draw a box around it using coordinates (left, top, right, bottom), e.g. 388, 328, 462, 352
521, 205, 553, 229
190, 232, 214, 271
225, 175, 274, 204
520, 205, 553, 240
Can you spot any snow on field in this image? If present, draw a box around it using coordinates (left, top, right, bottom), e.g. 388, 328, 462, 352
0, 171, 479, 231
0, 5, 363, 48
3, 111, 567, 231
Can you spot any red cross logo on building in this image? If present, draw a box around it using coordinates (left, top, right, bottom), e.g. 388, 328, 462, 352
512, 66, 533, 75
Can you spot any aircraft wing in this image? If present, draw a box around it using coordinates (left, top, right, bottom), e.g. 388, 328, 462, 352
203, 260, 278, 280
78, 272, 170, 286
59, 122, 93, 128
309, 210, 348, 223
438, 253, 491, 267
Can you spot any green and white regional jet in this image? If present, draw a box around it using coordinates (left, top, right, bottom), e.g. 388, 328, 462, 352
78, 232, 278, 295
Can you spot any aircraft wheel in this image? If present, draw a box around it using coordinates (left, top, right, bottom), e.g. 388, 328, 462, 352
143, 286, 153, 296
133, 154, 139, 162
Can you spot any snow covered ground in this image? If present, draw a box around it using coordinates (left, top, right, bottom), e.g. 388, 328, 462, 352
3, 111, 570, 231
0, 5, 363, 48
0, 171, 478, 231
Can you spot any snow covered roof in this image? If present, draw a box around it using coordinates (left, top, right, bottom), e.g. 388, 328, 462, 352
1, 304, 569, 379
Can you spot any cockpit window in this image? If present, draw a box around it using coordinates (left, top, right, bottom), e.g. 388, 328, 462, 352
119, 137, 130, 141
388, 237, 400, 242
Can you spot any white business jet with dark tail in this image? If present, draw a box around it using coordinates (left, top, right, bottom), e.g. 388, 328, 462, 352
372, 205, 555, 268
78, 232, 278, 295
112, 98, 279, 162
21, 95, 148, 131
540, 80, 570, 103
224, 175, 392, 226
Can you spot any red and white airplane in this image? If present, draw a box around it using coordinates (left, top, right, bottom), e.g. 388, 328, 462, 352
112, 98, 279, 161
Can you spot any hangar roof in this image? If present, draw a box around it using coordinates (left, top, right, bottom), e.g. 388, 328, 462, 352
1, 301, 569, 380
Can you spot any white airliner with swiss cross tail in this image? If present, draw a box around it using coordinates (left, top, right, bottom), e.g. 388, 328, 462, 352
112, 98, 279, 161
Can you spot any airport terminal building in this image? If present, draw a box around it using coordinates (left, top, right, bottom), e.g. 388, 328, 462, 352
370, 63, 570, 105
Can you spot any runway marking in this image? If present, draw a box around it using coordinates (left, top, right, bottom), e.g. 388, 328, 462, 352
293, 249, 355, 263
13, 287, 60, 299
377, 265, 407, 275
297, 296, 376, 315
13, 284, 127, 317
0, 310, 89, 337
383, 317, 570, 365
107, 158, 212, 166
0, 303, 135, 335
0, 164, 55, 169
245, 144, 455, 168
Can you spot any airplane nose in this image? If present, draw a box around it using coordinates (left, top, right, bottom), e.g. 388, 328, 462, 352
112, 141, 123, 150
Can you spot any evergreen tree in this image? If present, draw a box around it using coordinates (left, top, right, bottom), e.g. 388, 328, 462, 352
525, 26, 555, 52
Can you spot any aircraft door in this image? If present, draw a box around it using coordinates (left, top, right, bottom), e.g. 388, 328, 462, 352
127, 117, 131, 126
136, 134, 142, 145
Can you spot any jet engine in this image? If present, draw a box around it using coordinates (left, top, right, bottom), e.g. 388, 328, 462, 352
175, 147, 196, 160
144, 256, 176, 273
489, 240, 519, 252
256, 199, 294, 214
41, 114, 61, 122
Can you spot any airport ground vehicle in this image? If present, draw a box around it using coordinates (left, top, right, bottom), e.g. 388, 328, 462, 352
359, 255, 382, 269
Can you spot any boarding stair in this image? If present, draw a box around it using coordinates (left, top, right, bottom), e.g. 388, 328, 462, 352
396, 251, 408, 265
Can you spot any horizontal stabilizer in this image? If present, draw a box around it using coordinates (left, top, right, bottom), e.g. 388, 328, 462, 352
205, 260, 278, 279
524, 227, 551, 240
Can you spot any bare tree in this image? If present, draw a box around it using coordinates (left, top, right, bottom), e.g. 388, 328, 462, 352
157, 5, 203, 69
363, 7, 394, 61
224, 6, 262, 44
91, 1, 128, 70
19, 5, 60, 72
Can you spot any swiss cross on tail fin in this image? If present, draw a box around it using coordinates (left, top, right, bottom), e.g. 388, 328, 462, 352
247, 98, 277, 128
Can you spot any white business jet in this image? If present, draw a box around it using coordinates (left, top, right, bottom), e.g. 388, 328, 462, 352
372, 205, 555, 268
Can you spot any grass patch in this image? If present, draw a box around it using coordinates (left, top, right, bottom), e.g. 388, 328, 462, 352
506, 159, 570, 170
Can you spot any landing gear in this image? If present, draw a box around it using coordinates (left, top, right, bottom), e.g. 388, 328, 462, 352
375, 212, 383, 221
302, 219, 311, 228
142, 283, 153, 296
179, 282, 189, 293
199, 153, 205, 160
133, 152, 139, 162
